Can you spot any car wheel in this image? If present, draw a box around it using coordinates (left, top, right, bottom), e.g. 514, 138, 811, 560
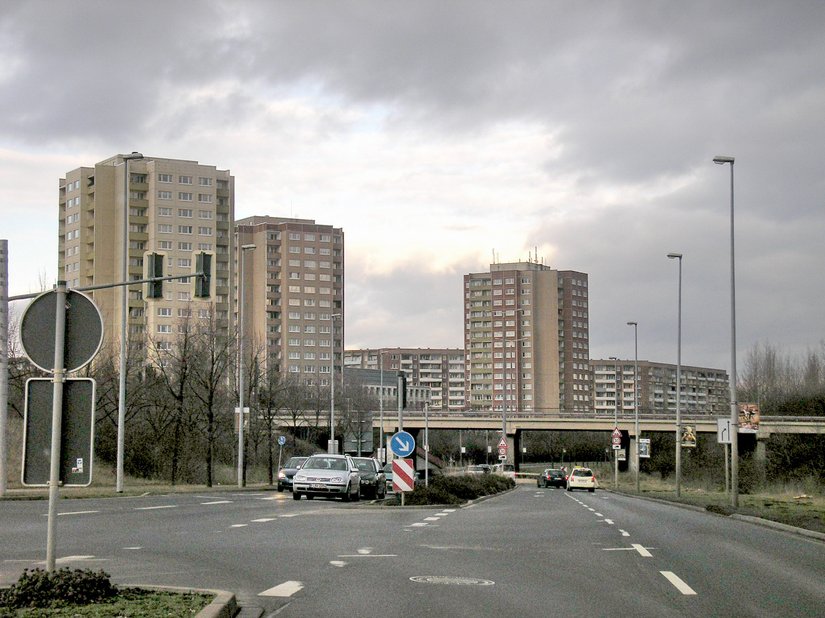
588, 488, 595, 493
342, 484, 351, 502
566, 486, 572, 492
353, 485, 361, 501
306, 494, 314, 500
277, 484, 283, 492
292, 492, 301, 500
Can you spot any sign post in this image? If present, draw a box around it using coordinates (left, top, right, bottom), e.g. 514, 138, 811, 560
390, 431, 415, 506
19, 285, 103, 572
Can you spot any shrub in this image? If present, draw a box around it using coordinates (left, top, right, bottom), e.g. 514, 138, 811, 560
388, 474, 515, 506
0, 568, 117, 609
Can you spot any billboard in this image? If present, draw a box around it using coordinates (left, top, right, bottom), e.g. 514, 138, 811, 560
738, 403, 760, 433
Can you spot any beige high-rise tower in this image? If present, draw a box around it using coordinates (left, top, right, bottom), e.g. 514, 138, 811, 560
58, 155, 235, 351
235, 216, 344, 385
463, 261, 590, 415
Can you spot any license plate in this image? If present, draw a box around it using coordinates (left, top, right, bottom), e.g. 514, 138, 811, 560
311, 483, 326, 489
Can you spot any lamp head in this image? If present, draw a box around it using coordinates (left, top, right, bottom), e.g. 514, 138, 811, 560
122, 152, 144, 161
713, 155, 734, 165
627, 321, 637, 327
241, 244, 256, 251
667, 252, 683, 260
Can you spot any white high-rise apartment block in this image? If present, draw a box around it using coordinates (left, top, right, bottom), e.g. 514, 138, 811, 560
58, 155, 234, 350
235, 216, 344, 385
464, 261, 590, 414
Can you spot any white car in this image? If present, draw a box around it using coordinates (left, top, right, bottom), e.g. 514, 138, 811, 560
292, 454, 361, 501
566, 467, 597, 492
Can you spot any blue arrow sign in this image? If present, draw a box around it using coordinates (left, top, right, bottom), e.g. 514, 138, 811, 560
390, 431, 415, 458
278, 436, 286, 446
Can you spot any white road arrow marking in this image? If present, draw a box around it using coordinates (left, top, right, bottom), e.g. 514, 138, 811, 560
632, 544, 653, 557
259, 581, 304, 597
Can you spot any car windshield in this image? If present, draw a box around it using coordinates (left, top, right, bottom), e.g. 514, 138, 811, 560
284, 457, 306, 468
548, 469, 562, 475
353, 460, 375, 472
573, 469, 592, 476
304, 456, 348, 471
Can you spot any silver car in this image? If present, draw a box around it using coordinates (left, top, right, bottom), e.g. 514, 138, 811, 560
292, 454, 361, 501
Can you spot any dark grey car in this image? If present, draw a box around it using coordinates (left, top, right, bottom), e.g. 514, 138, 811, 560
277, 456, 307, 492
352, 457, 386, 500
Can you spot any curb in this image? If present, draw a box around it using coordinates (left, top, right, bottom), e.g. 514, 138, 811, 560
132, 586, 236, 618
604, 489, 825, 542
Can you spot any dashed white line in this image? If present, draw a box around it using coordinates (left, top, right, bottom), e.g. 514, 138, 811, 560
57, 510, 100, 516
135, 505, 177, 511
259, 581, 304, 597
604, 519, 614, 525
424, 517, 441, 521
230, 524, 248, 528
594, 512, 603, 517
409, 522, 428, 527
201, 500, 232, 505
619, 529, 630, 537
251, 518, 276, 523
661, 571, 697, 595
330, 560, 347, 567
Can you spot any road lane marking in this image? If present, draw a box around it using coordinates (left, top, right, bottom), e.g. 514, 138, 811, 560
424, 517, 441, 521
442, 509, 456, 513
57, 510, 100, 516
278, 513, 300, 518
251, 518, 276, 523
661, 571, 697, 595
409, 522, 428, 527
604, 519, 614, 525
358, 548, 373, 555
619, 529, 630, 536
135, 505, 177, 511
230, 524, 248, 528
594, 512, 603, 517
632, 544, 653, 557
122, 547, 142, 550
201, 500, 232, 505
259, 581, 304, 597
338, 554, 397, 558
330, 561, 347, 567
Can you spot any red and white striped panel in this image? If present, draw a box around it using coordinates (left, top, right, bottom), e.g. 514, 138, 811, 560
392, 458, 415, 492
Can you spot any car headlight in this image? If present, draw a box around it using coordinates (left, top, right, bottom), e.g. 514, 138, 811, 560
278, 471, 286, 479
294, 474, 306, 482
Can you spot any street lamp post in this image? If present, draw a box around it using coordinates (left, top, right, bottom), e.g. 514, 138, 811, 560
627, 321, 639, 492
116, 152, 143, 493
667, 253, 683, 498
609, 356, 620, 489
714, 154, 738, 507
237, 243, 256, 488
329, 313, 342, 453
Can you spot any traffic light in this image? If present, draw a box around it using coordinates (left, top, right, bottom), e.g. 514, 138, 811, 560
194, 251, 213, 298
143, 252, 164, 299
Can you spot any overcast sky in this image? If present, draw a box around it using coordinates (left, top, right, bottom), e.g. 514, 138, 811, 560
2, 1, 824, 373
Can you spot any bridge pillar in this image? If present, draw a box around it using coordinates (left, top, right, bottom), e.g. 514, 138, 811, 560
754, 438, 767, 463
628, 436, 639, 474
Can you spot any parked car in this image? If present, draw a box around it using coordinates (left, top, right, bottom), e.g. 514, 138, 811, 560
276, 456, 307, 492
492, 463, 516, 480
292, 454, 361, 501
566, 467, 597, 492
466, 464, 490, 475
537, 468, 566, 488
383, 462, 395, 494
352, 457, 386, 499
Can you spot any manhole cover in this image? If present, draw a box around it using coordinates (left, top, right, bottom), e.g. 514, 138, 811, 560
410, 576, 495, 586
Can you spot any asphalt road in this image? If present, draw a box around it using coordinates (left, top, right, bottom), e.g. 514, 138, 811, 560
1, 486, 823, 616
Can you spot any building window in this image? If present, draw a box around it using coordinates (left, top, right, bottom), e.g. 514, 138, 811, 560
179, 175, 192, 184
198, 194, 213, 203
158, 173, 173, 183
158, 191, 172, 200
178, 225, 193, 234
198, 177, 212, 186
178, 208, 193, 218
158, 224, 173, 233
178, 192, 193, 201
198, 210, 213, 219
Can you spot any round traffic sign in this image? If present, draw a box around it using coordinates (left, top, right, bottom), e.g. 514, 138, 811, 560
20, 289, 104, 373
390, 431, 416, 458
